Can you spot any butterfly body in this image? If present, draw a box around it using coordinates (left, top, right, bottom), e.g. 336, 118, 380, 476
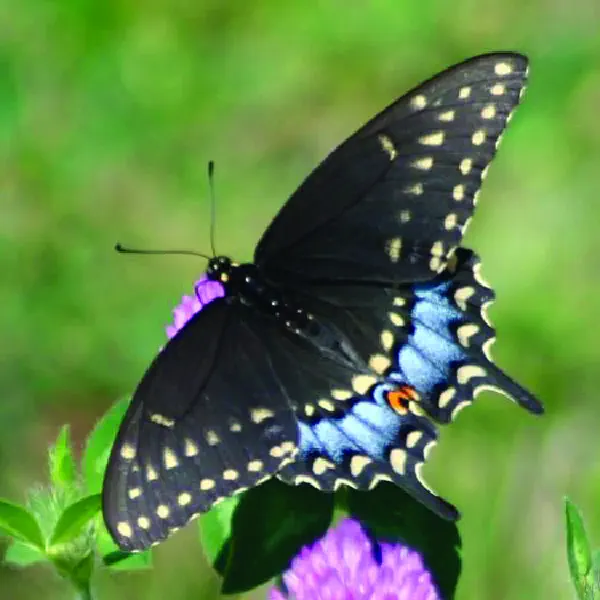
103, 53, 543, 551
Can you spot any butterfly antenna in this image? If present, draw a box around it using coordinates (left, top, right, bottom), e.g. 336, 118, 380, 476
208, 160, 217, 257
114, 243, 211, 260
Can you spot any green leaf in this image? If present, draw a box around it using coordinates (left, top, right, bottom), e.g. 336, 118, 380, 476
347, 483, 462, 600
83, 397, 130, 495
0, 499, 45, 549
198, 496, 240, 565
49, 425, 78, 489
4, 541, 46, 566
49, 494, 101, 546
220, 478, 334, 594
565, 498, 595, 599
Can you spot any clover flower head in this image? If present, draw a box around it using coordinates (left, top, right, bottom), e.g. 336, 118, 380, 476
269, 518, 440, 600
165, 274, 225, 339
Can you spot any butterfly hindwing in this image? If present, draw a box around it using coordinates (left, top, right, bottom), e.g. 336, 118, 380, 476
256, 53, 528, 285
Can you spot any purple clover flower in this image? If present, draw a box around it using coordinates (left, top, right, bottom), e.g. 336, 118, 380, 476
269, 518, 440, 600
165, 274, 225, 340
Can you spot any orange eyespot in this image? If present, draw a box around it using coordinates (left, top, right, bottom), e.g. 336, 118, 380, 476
386, 385, 420, 414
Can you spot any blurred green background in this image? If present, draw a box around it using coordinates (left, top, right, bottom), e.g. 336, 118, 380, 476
1, 0, 599, 598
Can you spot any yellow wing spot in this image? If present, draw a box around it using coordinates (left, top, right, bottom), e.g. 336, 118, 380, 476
472, 190, 481, 206
120, 443, 136, 460
444, 213, 458, 230
393, 297, 406, 306
459, 158, 473, 175
406, 431, 423, 448
369, 354, 391, 375
482, 337, 495, 360
438, 387, 456, 409
157, 504, 170, 519
430, 256, 444, 272
457, 365, 487, 385
350, 455, 372, 477
451, 401, 470, 420
388, 312, 405, 327
413, 157, 433, 170
247, 460, 263, 472
230, 421, 242, 432
390, 448, 407, 474
137, 516, 151, 530
472, 130, 486, 146
352, 375, 377, 395
378, 134, 397, 161
312, 457, 336, 475
457, 324, 480, 347
459, 86, 471, 99
318, 398, 336, 412
163, 447, 179, 470
452, 184, 465, 201
184, 438, 199, 457
251, 407, 275, 424
423, 440, 437, 460
480, 165, 490, 180
281, 441, 296, 455
149, 413, 175, 428
494, 62, 513, 75
405, 182, 424, 195
146, 464, 158, 482
418, 131, 445, 146
490, 83, 505, 96
305, 404, 315, 417
117, 522, 132, 538
380, 330, 394, 351
411, 94, 427, 110
454, 286, 475, 310
270, 445, 285, 458
331, 389, 353, 401
206, 430, 220, 446
399, 209, 411, 224
431, 241, 444, 256
481, 104, 496, 120
438, 110, 455, 122
200, 479, 215, 491
473, 261, 492, 288
386, 237, 402, 263
223, 469, 239, 481
128, 487, 142, 500
481, 299, 493, 326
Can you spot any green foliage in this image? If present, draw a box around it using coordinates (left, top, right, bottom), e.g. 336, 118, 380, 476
565, 499, 599, 600
49, 425, 78, 490
0, 500, 45, 550
49, 495, 101, 547
198, 496, 240, 565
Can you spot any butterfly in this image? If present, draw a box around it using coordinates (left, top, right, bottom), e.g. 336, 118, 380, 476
103, 52, 543, 551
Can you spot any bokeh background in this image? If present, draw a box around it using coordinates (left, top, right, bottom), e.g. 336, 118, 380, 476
2, 1, 600, 598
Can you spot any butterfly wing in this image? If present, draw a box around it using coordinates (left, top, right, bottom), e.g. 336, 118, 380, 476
255, 53, 528, 284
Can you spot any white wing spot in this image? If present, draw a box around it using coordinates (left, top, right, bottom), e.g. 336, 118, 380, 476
405, 182, 423, 195
438, 387, 456, 409
472, 130, 486, 146
399, 209, 411, 223
138, 516, 151, 530
184, 438, 199, 457
251, 407, 275, 424
146, 464, 158, 482
200, 479, 215, 491
438, 110, 455, 122
459, 86, 471, 99
494, 62, 513, 75
429, 256, 444, 272
318, 398, 336, 412
457, 365, 487, 384
386, 237, 402, 262
453, 184, 465, 201
305, 404, 315, 417
481, 104, 496, 120
413, 157, 433, 170
459, 158, 473, 175
223, 469, 239, 481
454, 286, 475, 310
163, 447, 179, 470
128, 487, 142, 500
411, 94, 427, 110
352, 375, 377, 395
388, 312, 405, 327
481, 165, 490, 180
473, 190, 481, 206
247, 460, 263, 472
313, 457, 336, 475
229, 421, 242, 432
431, 241, 444, 257
149, 413, 175, 428
393, 297, 406, 306
380, 330, 394, 351
120, 444, 136, 460
369, 354, 391, 375
418, 131, 445, 146
331, 389, 353, 401
406, 431, 423, 448
444, 213, 458, 230
157, 504, 170, 519
491, 83, 505, 96
117, 522, 132, 538
378, 134, 397, 161
390, 448, 407, 474
206, 430, 220, 446
350, 455, 372, 477
457, 324, 480, 347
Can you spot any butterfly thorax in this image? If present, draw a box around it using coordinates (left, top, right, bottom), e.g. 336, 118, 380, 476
207, 256, 312, 333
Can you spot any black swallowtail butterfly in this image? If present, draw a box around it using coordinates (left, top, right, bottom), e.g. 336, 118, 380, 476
103, 52, 543, 551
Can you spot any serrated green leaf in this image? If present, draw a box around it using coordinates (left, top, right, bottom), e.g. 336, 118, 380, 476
49, 425, 77, 489
220, 479, 333, 594
96, 519, 152, 570
4, 541, 47, 566
198, 496, 240, 565
566, 498, 594, 600
83, 397, 130, 495
49, 494, 101, 546
347, 483, 462, 600
0, 499, 45, 549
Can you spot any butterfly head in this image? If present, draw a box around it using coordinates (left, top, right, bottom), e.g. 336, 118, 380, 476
207, 255, 234, 284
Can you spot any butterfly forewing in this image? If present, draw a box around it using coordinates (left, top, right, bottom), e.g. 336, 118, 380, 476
255, 53, 528, 285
